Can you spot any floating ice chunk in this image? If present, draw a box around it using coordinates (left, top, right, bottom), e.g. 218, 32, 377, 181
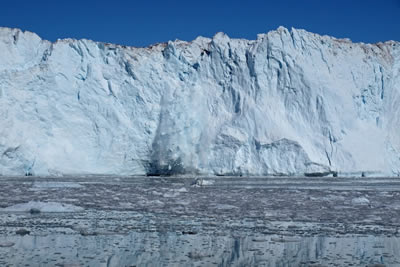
216, 204, 238, 210
3, 201, 84, 212
202, 180, 215, 186
351, 197, 370, 205
162, 192, 180, 198
0, 241, 15, 247
192, 179, 215, 187
175, 187, 188, 193
32, 182, 83, 188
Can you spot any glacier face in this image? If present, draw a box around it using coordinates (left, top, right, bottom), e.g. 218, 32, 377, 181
0, 26, 399, 176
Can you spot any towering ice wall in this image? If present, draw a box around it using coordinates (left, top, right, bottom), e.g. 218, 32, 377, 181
0, 27, 399, 176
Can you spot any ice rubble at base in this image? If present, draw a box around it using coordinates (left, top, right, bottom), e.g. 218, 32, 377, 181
0, 26, 399, 177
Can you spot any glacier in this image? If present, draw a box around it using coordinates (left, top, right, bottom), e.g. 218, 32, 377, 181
0, 26, 399, 177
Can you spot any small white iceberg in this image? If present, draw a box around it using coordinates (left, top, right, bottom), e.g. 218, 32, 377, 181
192, 178, 215, 187
2, 201, 84, 213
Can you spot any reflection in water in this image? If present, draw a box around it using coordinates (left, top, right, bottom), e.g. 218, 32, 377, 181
1, 232, 399, 266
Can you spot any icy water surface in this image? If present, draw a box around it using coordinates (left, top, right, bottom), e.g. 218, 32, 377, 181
0, 176, 400, 266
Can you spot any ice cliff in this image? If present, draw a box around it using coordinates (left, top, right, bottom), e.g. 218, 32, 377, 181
0, 26, 399, 176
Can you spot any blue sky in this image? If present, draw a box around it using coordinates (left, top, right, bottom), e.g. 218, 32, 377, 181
0, 0, 399, 47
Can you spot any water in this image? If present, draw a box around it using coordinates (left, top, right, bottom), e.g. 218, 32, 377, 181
0, 176, 399, 266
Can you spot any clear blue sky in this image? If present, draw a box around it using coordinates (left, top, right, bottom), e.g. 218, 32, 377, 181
0, 0, 399, 47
